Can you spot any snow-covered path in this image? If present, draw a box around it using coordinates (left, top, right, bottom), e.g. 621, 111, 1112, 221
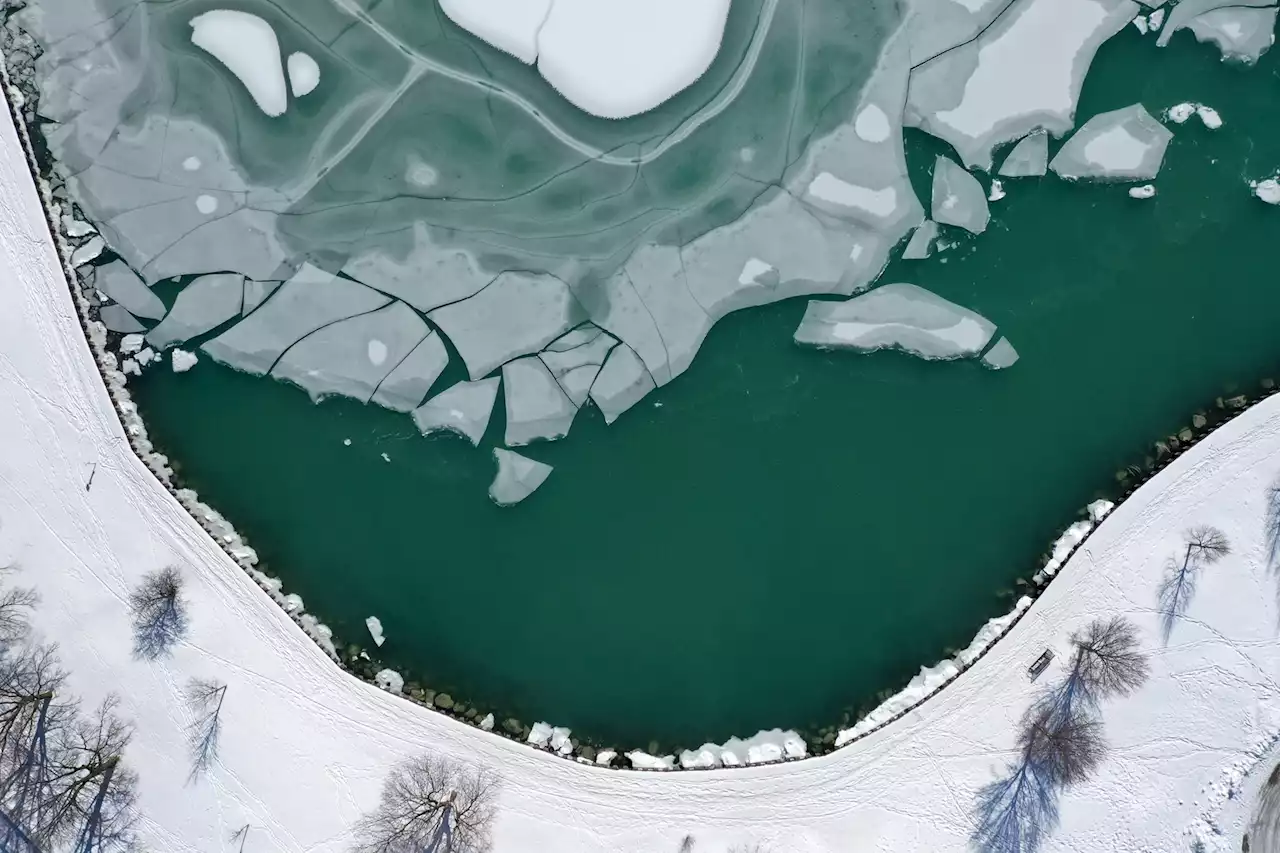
0, 87, 1276, 852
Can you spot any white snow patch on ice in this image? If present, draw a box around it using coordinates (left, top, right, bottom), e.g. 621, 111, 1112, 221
195, 194, 218, 214
367, 339, 388, 366
189, 10, 288, 118
738, 258, 775, 286
1081, 125, 1148, 170
854, 104, 891, 142
171, 349, 199, 373
807, 173, 898, 216
182, 156, 201, 171
286, 52, 321, 97
365, 616, 385, 647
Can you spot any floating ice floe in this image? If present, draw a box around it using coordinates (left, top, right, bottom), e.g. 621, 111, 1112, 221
370, 333, 449, 413
502, 357, 577, 446
906, 0, 1138, 169
286, 52, 320, 97
988, 179, 1006, 202
1129, 184, 1157, 199
793, 282, 998, 361
365, 616, 385, 648
1157, 0, 1268, 48
92, 261, 166, 320
189, 10, 287, 117
539, 326, 616, 407
589, 344, 656, 425
412, 378, 500, 446
1184, 7, 1277, 63
489, 449, 552, 507
98, 305, 144, 334
1051, 103, 1173, 181
429, 272, 583, 381
203, 264, 389, 377
271, 302, 428, 404
71, 236, 106, 269
1251, 178, 1280, 205
981, 336, 1020, 369
931, 156, 990, 234
902, 220, 939, 260
1164, 101, 1223, 128
172, 350, 198, 373
146, 273, 244, 350
1196, 104, 1223, 128
998, 130, 1050, 177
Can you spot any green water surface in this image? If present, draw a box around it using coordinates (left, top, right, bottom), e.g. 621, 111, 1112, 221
129, 28, 1280, 749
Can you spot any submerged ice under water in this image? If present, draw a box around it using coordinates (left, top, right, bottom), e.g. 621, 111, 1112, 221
13, 0, 1277, 509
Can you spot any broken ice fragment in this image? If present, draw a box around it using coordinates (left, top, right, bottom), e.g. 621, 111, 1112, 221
286, 52, 321, 97
1251, 178, 1280, 205
203, 264, 388, 376
1195, 105, 1222, 129
1165, 102, 1197, 123
1128, 184, 1156, 199
545, 325, 603, 353
241, 279, 280, 315
902, 220, 939, 260
1050, 104, 1172, 181
1157, 0, 1273, 48
1185, 7, 1276, 63
1149, 7, 1165, 28
172, 349, 198, 373
371, 332, 449, 413
540, 327, 616, 407
71, 236, 106, 268
146, 273, 244, 350
589, 344, 656, 425
365, 616, 385, 647
189, 10, 287, 117
271, 302, 427, 404
998, 131, 1050, 178
931, 156, 990, 234
1132, 14, 1148, 33
412, 378, 500, 446
93, 261, 166, 320
981, 336, 1020, 369
98, 305, 145, 334
62, 215, 95, 238
480, 714, 495, 731
502, 358, 577, 446
988, 180, 1006, 202
793, 282, 997, 360
428, 272, 582, 380
489, 449, 553, 507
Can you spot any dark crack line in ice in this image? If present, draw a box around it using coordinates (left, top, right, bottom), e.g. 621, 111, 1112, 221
263, 297, 395, 378
909, 0, 1021, 72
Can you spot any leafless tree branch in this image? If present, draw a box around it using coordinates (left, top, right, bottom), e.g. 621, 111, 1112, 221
128, 567, 188, 660
353, 753, 500, 853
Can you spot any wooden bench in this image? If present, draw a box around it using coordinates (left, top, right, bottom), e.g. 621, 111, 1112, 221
1028, 649, 1054, 681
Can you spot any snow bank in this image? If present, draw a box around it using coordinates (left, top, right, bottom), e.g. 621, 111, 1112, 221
678, 730, 807, 769
189, 11, 287, 118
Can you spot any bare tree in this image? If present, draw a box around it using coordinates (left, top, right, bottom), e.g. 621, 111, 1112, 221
1158, 527, 1230, 641
0, 575, 37, 650
1036, 616, 1149, 725
0, 642, 71, 852
185, 678, 226, 781
1016, 704, 1105, 788
678, 838, 695, 853
353, 753, 500, 853
128, 567, 189, 660
1266, 478, 1280, 568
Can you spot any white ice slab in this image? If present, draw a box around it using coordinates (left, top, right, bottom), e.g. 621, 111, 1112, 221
998, 130, 1050, 177
489, 448, 553, 507
794, 282, 997, 360
1050, 103, 1172, 181
370, 332, 449, 413
98, 305, 145, 334
146, 273, 244, 350
411, 377, 500, 446
931, 156, 990, 234
1156, 0, 1277, 47
92, 260, 167, 321
902, 220, 939, 260
981, 336, 1020, 368
588, 344, 655, 425
502, 357, 578, 446
189, 10, 287, 118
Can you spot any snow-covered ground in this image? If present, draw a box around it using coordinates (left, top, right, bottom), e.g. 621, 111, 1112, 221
2, 72, 1280, 853
440, 0, 732, 118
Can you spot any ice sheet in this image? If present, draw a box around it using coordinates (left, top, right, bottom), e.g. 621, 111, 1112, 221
489, 448, 553, 507
998, 130, 1050, 177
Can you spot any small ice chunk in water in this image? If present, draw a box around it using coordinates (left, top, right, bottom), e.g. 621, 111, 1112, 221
998, 131, 1050, 178
988, 179, 1006, 202
502, 357, 578, 446
1129, 184, 1157, 199
93, 261, 166, 320
1051, 104, 1173, 181
489, 449, 553, 507
371, 332, 449, 413
931, 156, 990, 234
589, 344, 656, 425
793, 282, 997, 360
901, 220, 939, 261
981, 336, 1020, 369
1132, 14, 1149, 33
146, 273, 244, 350
527, 722, 553, 747
428, 271, 583, 380
412, 378, 500, 446
1195, 105, 1222, 129
172, 349, 198, 373
121, 334, 145, 355
271, 302, 427, 404
365, 616, 385, 647
1165, 102, 1197, 123
71, 236, 106, 268
480, 714, 495, 731
1149, 8, 1165, 29
286, 52, 321, 97
203, 264, 388, 376
98, 305, 145, 334
189, 10, 288, 117
1185, 7, 1276, 63
1251, 178, 1280, 205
